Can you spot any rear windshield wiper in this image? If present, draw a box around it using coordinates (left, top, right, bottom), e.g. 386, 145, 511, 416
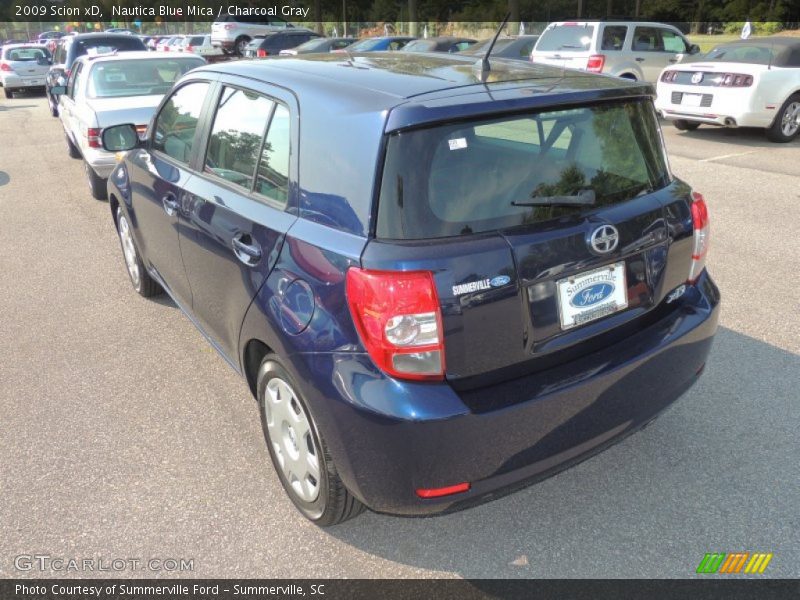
511, 188, 596, 207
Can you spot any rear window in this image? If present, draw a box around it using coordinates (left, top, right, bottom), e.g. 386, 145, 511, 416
376, 100, 669, 239
88, 58, 202, 98
536, 24, 595, 52
4, 46, 49, 61
75, 37, 144, 57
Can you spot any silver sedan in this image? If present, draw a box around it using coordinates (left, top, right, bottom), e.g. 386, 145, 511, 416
52, 51, 204, 199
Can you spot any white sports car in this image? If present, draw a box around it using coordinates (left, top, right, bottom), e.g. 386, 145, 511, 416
655, 37, 800, 142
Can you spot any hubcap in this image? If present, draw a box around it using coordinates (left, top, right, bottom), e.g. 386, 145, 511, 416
781, 102, 800, 137
117, 213, 140, 289
264, 378, 321, 503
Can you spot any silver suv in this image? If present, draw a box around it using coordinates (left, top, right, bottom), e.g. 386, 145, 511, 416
211, 14, 295, 56
531, 21, 700, 83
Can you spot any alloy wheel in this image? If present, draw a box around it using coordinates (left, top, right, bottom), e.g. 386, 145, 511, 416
781, 101, 800, 137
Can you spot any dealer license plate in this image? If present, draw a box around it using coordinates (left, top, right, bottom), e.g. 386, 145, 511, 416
557, 262, 628, 329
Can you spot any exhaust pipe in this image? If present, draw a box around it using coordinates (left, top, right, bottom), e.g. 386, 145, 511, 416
724, 117, 737, 127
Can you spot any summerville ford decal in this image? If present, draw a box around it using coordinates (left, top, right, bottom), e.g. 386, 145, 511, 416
569, 282, 616, 308
452, 275, 512, 296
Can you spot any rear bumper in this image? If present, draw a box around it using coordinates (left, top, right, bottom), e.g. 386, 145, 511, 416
1, 74, 46, 89
655, 86, 773, 128
290, 271, 720, 516
211, 37, 235, 50
82, 146, 117, 178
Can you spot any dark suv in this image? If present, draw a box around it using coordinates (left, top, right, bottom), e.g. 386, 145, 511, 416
101, 53, 719, 526
46, 33, 146, 117
243, 30, 322, 58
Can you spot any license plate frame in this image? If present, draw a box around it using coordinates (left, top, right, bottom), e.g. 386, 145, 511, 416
556, 262, 629, 330
682, 93, 703, 107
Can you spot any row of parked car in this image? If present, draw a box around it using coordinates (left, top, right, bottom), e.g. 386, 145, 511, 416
1, 16, 797, 531
4, 23, 722, 526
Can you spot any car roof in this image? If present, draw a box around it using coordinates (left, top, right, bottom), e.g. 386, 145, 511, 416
74, 50, 203, 64
710, 37, 800, 47
66, 32, 142, 41
195, 51, 648, 113
2, 43, 47, 49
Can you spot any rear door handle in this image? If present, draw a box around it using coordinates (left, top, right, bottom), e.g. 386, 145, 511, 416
232, 232, 262, 266
635, 57, 645, 62
668, 58, 678, 63
162, 192, 179, 216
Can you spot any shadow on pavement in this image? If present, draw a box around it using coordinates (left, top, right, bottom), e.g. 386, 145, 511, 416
661, 119, 791, 149
324, 327, 799, 578
0, 104, 38, 112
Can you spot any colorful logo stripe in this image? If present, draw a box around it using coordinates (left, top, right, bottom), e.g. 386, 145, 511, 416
697, 552, 773, 574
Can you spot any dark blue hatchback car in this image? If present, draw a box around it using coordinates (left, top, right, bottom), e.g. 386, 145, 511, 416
102, 52, 719, 525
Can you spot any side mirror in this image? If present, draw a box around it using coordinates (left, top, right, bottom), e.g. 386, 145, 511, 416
50, 85, 67, 95
102, 124, 140, 152
688, 44, 701, 55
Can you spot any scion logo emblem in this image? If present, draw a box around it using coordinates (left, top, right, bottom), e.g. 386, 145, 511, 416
589, 225, 619, 255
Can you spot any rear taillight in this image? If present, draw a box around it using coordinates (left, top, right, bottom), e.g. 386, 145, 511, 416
0, 62, 13, 72
223, 24, 235, 30
718, 73, 753, 87
586, 54, 605, 73
64, 68, 71, 79
186, 45, 194, 52
346, 268, 445, 381
257, 49, 268, 58
688, 192, 710, 283
661, 70, 679, 83
87, 127, 101, 149
135, 124, 147, 139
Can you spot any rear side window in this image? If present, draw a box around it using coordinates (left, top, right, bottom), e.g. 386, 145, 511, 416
255, 104, 290, 204
376, 100, 670, 240
536, 24, 595, 52
204, 87, 274, 190
601, 26, 627, 51
632, 27, 663, 52
152, 82, 210, 164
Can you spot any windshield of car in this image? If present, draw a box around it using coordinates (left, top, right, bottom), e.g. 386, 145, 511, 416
403, 40, 437, 52
376, 99, 669, 239
703, 43, 780, 65
88, 58, 203, 98
536, 24, 595, 52
4, 46, 50, 61
460, 38, 514, 55
348, 38, 384, 51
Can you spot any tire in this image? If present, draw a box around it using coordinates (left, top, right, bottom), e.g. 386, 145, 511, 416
115, 208, 162, 297
673, 119, 700, 131
234, 36, 250, 56
765, 94, 800, 143
257, 357, 365, 526
65, 131, 81, 158
3, 88, 12, 99
84, 161, 107, 200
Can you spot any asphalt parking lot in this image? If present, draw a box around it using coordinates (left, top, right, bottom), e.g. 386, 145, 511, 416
0, 91, 798, 579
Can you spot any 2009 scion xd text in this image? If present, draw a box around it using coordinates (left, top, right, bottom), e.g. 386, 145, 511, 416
102, 48, 719, 525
